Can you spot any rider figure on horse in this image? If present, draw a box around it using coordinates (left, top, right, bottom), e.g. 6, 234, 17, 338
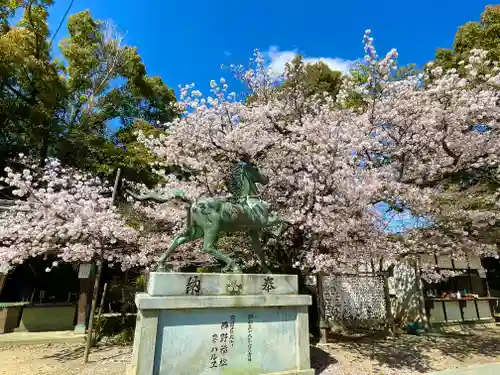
226, 153, 268, 218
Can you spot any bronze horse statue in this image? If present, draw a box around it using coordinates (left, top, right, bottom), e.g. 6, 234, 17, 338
127, 161, 282, 272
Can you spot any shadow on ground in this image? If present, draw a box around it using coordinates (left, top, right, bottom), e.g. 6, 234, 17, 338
41, 344, 121, 362
319, 327, 500, 373
310, 345, 338, 374
39, 328, 500, 374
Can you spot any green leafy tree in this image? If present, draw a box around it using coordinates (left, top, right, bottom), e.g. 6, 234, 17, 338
54, 10, 178, 179
246, 56, 343, 105
0, 2, 178, 188
0, 0, 66, 167
433, 5, 500, 72
283, 56, 343, 99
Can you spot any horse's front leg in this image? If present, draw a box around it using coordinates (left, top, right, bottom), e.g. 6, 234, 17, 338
202, 226, 241, 273
156, 228, 202, 272
249, 230, 271, 274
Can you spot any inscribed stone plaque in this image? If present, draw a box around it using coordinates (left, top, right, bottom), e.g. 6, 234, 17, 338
147, 273, 298, 297
153, 307, 297, 375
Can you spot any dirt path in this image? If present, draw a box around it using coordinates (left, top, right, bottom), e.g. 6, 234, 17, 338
315, 327, 500, 374
0, 343, 131, 375
0, 328, 499, 375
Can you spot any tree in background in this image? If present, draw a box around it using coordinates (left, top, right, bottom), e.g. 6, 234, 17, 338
245, 55, 343, 106
0, 1, 178, 191
434, 5, 500, 73
0, 0, 66, 169
425, 5, 500, 260
280, 56, 343, 100
54, 10, 178, 177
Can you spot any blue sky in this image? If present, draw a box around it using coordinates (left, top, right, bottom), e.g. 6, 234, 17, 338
43, 0, 491, 96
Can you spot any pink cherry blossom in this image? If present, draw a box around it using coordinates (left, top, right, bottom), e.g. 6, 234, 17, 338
2, 31, 498, 281
0, 157, 139, 271
133, 31, 500, 280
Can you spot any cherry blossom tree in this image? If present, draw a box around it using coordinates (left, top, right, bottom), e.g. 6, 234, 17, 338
0, 28, 497, 284
131, 31, 500, 279
0, 156, 141, 272
346, 33, 500, 276
132, 48, 396, 274
0, 155, 149, 361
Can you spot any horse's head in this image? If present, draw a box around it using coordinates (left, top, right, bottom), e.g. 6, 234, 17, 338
239, 161, 268, 186
228, 154, 268, 198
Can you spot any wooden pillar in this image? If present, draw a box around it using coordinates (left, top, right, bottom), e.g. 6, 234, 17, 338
483, 272, 494, 317
484, 273, 491, 297
414, 257, 429, 331
74, 264, 94, 334
0, 273, 7, 298
316, 272, 328, 344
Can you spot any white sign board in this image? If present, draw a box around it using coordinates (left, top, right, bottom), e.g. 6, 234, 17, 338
78, 263, 92, 279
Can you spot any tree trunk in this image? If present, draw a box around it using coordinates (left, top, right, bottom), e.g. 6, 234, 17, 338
83, 252, 104, 364
83, 168, 122, 363
97, 282, 108, 319
111, 168, 122, 204
39, 135, 49, 167
316, 272, 328, 343
0, 273, 7, 297
382, 271, 395, 335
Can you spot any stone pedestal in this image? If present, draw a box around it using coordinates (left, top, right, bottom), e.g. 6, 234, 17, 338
128, 272, 314, 375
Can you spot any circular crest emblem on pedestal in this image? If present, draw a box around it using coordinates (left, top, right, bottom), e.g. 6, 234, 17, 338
227, 280, 243, 295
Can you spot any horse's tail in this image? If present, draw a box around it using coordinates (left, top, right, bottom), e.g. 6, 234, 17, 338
126, 188, 192, 205
170, 188, 192, 205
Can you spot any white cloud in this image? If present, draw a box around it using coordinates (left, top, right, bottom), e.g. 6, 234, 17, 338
224, 50, 232, 57
265, 45, 355, 76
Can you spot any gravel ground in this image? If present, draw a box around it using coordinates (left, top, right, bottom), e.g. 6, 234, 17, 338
0, 328, 499, 375
314, 327, 500, 375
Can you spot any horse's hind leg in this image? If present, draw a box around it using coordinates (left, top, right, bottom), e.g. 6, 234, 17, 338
202, 227, 241, 273
249, 230, 271, 274
157, 227, 203, 271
